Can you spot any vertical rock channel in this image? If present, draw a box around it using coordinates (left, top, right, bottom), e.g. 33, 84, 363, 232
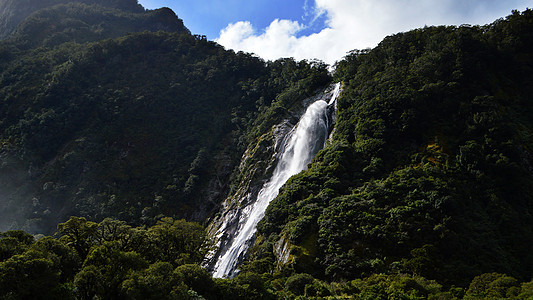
210, 83, 341, 278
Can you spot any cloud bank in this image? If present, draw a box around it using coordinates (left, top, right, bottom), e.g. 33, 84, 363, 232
216, 0, 532, 64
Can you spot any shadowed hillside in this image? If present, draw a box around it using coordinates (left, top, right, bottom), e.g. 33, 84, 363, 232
0, 1, 331, 233
0, 0, 145, 39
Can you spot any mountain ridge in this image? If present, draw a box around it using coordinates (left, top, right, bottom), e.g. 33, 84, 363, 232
0, 0, 146, 39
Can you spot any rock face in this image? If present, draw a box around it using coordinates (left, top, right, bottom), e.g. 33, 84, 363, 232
205, 122, 290, 271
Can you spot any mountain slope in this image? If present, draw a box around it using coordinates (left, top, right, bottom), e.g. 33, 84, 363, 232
245, 9, 533, 286
0, 1, 331, 234
0, 0, 145, 39
9, 3, 189, 48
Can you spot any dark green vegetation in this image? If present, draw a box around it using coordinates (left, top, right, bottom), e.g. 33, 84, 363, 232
0, 0, 330, 233
1, 217, 533, 299
249, 7, 533, 291
0, 217, 211, 299
1, 0, 533, 298
0, 0, 145, 39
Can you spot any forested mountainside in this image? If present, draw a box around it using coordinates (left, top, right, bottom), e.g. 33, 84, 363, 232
0, 0, 146, 39
1, 0, 533, 298
0, 0, 330, 234
246, 8, 533, 288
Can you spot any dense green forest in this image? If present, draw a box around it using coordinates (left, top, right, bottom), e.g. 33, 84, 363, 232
252, 8, 533, 284
2, 216, 531, 299
1, 0, 533, 298
0, 0, 330, 233
0, 0, 146, 39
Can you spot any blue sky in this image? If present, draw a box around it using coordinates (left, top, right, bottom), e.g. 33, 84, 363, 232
138, 0, 533, 64
138, 0, 326, 38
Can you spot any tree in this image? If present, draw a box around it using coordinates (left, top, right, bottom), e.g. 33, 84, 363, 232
465, 273, 521, 299
0, 250, 63, 299
174, 264, 214, 298
77, 242, 149, 299
31, 236, 81, 281
95, 218, 146, 252
121, 262, 188, 299
0, 230, 34, 261
57, 216, 98, 258
144, 217, 207, 266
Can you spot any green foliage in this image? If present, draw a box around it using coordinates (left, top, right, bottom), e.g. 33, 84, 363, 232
94, 218, 146, 251
74, 265, 105, 299
0, 230, 35, 260
57, 216, 98, 257
348, 274, 445, 300
1, 216, 215, 299
251, 8, 533, 287
518, 280, 533, 299
31, 236, 81, 281
174, 264, 215, 298
144, 217, 208, 266
121, 262, 189, 299
0, 250, 65, 299
213, 272, 276, 300
0, 0, 145, 39
284, 273, 314, 296
464, 273, 521, 299
80, 243, 149, 298
0, 3, 330, 231
9, 3, 189, 49
3, 220, 533, 298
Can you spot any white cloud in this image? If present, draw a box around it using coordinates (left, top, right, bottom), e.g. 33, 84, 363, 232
216, 0, 533, 65
217, 19, 304, 60
217, 21, 255, 46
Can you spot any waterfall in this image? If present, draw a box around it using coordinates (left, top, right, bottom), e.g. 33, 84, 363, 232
212, 83, 341, 278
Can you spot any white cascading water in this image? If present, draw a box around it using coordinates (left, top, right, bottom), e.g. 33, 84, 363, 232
212, 83, 341, 278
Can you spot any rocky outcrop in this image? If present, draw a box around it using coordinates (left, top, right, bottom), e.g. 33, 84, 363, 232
205, 122, 292, 270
